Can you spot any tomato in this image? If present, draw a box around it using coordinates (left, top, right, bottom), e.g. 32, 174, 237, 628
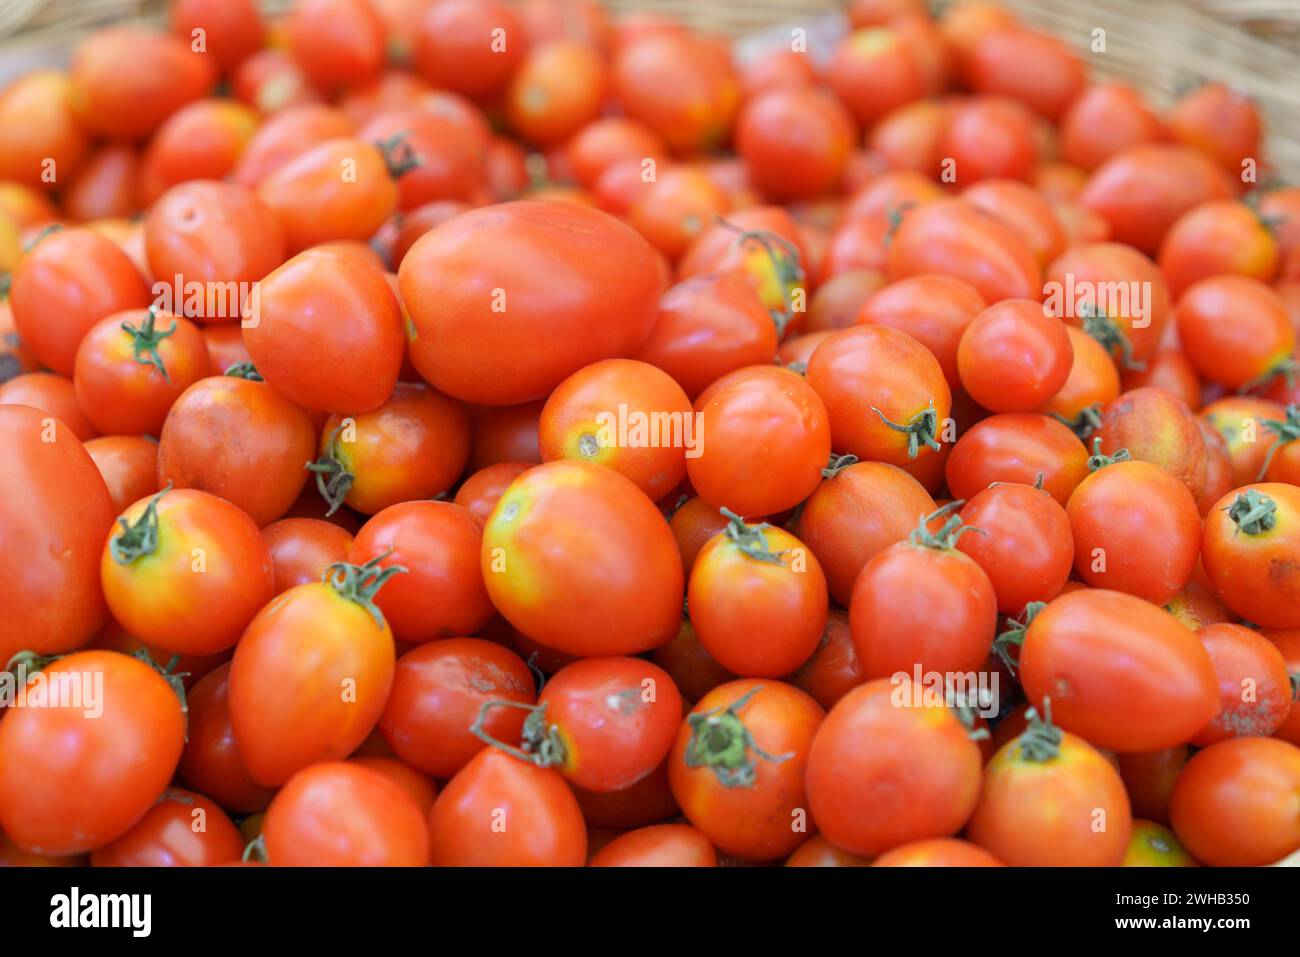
0, 372, 96, 441
651, 619, 735, 703
963, 179, 1066, 268
454, 462, 532, 525
958, 301, 1073, 413
482, 461, 683, 656
0, 71, 89, 191
358, 108, 486, 209
938, 95, 1041, 184
1093, 387, 1207, 499
873, 838, 1004, 867
170, 0, 265, 75
1159, 200, 1278, 299
504, 41, 604, 147
468, 401, 544, 470
967, 704, 1131, 866
283, 0, 385, 94
228, 555, 400, 786
566, 118, 668, 190
138, 100, 258, 204
957, 480, 1072, 615
827, 26, 933, 129
230, 49, 318, 114
263, 761, 427, 866
671, 680, 823, 860
412, 0, 524, 101
0, 650, 186, 855
786, 610, 863, 710
1192, 622, 1292, 746
854, 274, 985, 386
806, 677, 980, 856
261, 517, 352, 596
429, 748, 587, 866
61, 145, 139, 222
1019, 589, 1218, 751
68, 28, 215, 140
1123, 348, 1202, 411
1176, 276, 1295, 391
1201, 395, 1285, 487
736, 87, 855, 201
1169, 737, 1300, 866
83, 436, 159, 515
157, 371, 317, 527
1202, 484, 1300, 628
1118, 747, 1189, 826
784, 834, 871, 867
10, 228, 150, 376
232, 106, 353, 188
1169, 81, 1260, 174
100, 487, 273, 655
1059, 82, 1164, 172
612, 34, 738, 156
689, 514, 827, 677
1122, 820, 1198, 867
91, 788, 244, 867
590, 824, 717, 867
1066, 457, 1201, 604
1166, 581, 1231, 632
1259, 405, 1300, 485
1038, 325, 1121, 438
867, 99, 950, 176
177, 663, 276, 814
628, 166, 731, 262
946, 413, 1090, 506
0, 405, 115, 664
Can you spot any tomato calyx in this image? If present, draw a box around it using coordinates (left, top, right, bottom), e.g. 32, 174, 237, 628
372, 131, 424, 179
126, 646, 190, 716
1238, 357, 1299, 396
1258, 405, 1300, 478
306, 424, 354, 516
1048, 402, 1103, 441
1226, 488, 1278, 536
720, 507, 786, 565
323, 551, 407, 628
881, 201, 917, 247
949, 691, 992, 743
992, 601, 1046, 675
1079, 302, 1144, 371
1016, 698, 1063, 763
871, 400, 942, 458
821, 452, 859, 478
121, 306, 178, 383
108, 482, 173, 564
683, 684, 793, 788
911, 500, 984, 551
243, 834, 268, 865
1085, 436, 1131, 472
469, 699, 568, 768
4, 649, 59, 678
989, 470, 1046, 491
223, 360, 264, 380
715, 216, 806, 336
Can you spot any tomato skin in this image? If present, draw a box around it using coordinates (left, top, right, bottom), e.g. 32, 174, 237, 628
482, 461, 683, 657
967, 725, 1132, 866
1020, 589, 1219, 752
873, 838, 1004, 867
358, 108, 486, 209
689, 522, 828, 678
1059, 82, 1163, 172
232, 105, 354, 188
401, 201, 663, 405
245, 246, 404, 414
1264, 630, 1300, 746
262, 518, 353, 596
429, 749, 587, 866
671, 680, 823, 861
1202, 484, 1300, 629
784, 833, 871, 867
505, 41, 604, 147
939, 95, 1041, 184
591, 824, 717, 866
958, 301, 1073, 413
1200, 396, 1286, 488
284, 0, 386, 94
412, 0, 525, 101
1092, 387, 1207, 500
1123, 348, 1201, 412
0, 372, 97, 442
264, 762, 428, 866
0, 71, 90, 191
1169, 737, 1300, 866
1193, 623, 1292, 746
736, 87, 855, 201
84, 436, 159, 515
651, 619, 736, 704
1159, 201, 1279, 299
0, 651, 186, 855
1118, 747, 1189, 826
1169, 82, 1260, 174
170, 0, 265, 75
957, 482, 1073, 615
962, 27, 1084, 120
468, 401, 543, 471
1066, 460, 1201, 604
787, 610, 863, 711
177, 663, 276, 814
1122, 820, 1198, 866
567, 118, 668, 190
1, 405, 115, 664
91, 788, 244, 867
454, 462, 532, 525
157, 374, 317, 527
228, 579, 396, 786
806, 677, 981, 857
827, 25, 933, 129
962, 178, 1067, 268
628, 166, 731, 263
946, 413, 1090, 507
612, 35, 738, 156
855, 274, 986, 386
1176, 276, 1295, 391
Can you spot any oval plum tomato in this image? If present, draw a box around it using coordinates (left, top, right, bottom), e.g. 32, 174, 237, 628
957, 480, 1072, 615
0, 71, 89, 190
787, 609, 863, 710
454, 462, 531, 525
482, 460, 683, 656
138, 99, 259, 204
946, 413, 1090, 506
1169, 737, 1300, 866
1093, 387, 1207, 499
170, 0, 264, 75
539, 358, 692, 501
401, 201, 663, 405
358, 108, 486, 209
866, 98, 950, 176
232, 105, 355, 188
1176, 276, 1296, 391
0, 650, 185, 855
308, 384, 470, 515
1038, 325, 1121, 437
590, 824, 717, 866
245, 245, 404, 413
1118, 747, 1189, 826
688, 365, 830, 516
670, 680, 823, 860
1123, 820, 1198, 867
61, 143, 140, 222
855, 274, 985, 385
1066, 455, 1201, 604
10, 228, 150, 376
347, 756, 438, 816
938, 95, 1041, 184
263, 761, 428, 866
806, 677, 981, 857
91, 788, 243, 867
1059, 82, 1164, 172
651, 619, 735, 704
229, 555, 400, 786
412, 0, 524, 101
1202, 484, 1300, 628
1169, 82, 1261, 174
144, 181, 286, 322
68, 27, 215, 140
807, 324, 950, 468
178, 663, 277, 813
795, 459, 935, 607
100, 486, 273, 655
967, 704, 1131, 866
688, 513, 827, 677
873, 838, 1004, 867
261, 518, 353, 596
566, 117, 668, 190
735, 87, 854, 201
1018, 589, 1218, 751
850, 503, 997, 678
612, 34, 738, 155
379, 638, 535, 779
230, 49, 318, 114
156, 371, 317, 527
283, 0, 385, 94
1193, 623, 1292, 746
1079, 143, 1233, 255
350, 501, 493, 644
887, 199, 1041, 303
505, 41, 604, 147
72, 309, 209, 436
826, 25, 932, 129
627, 166, 731, 262
0, 406, 114, 663
429, 748, 587, 866
958, 301, 1073, 413
784, 834, 871, 867
962, 27, 1084, 120
1159, 201, 1279, 299
1200, 395, 1286, 487
0, 372, 97, 441
84, 435, 159, 515
961, 179, 1067, 268
634, 272, 779, 400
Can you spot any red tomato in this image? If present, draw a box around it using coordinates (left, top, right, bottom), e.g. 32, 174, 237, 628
612, 34, 738, 156
962, 178, 1067, 268
961, 27, 1084, 120
590, 824, 717, 866
505, 41, 604, 147
855, 274, 986, 385
1263, 629, 1300, 747
358, 108, 486, 209
1168, 82, 1261, 174
651, 618, 735, 704
1159, 201, 1279, 299
1193, 622, 1292, 746
787, 609, 864, 710
91, 788, 244, 867
784, 833, 871, 867
232, 104, 354, 188
0, 71, 90, 191
283, 0, 386, 94
1176, 276, 1295, 391
1202, 484, 1300, 628
139, 100, 259, 203
170, 0, 265, 75
412, 0, 525, 101
827, 25, 935, 128
178, 662, 277, 813
873, 838, 1004, 867
1038, 325, 1121, 435
736, 87, 855, 201
958, 301, 1073, 413
938, 95, 1041, 184
454, 462, 532, 525
1201, 395, 1286, 487
1059, 82, 1164, 172
467, 400, 544, 470
84, 435, 159, 515
957, 481, 1073, 615
946, 413, 1090, 506
627, 166, 731, 262
0, 372, 97, 441
1093, 387, 1207, 500
262, 518, 353, 596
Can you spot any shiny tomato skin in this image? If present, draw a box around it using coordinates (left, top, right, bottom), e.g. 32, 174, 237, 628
0, 372, 97, 442
505, 41, 604, 147
178, 663, 277, 814
1176, 276, 1295, 391
413, 0, 524, 101
611, 34, 738, 156
957, 300, 1073, 413
1193, 623, 1292, 746
91, 788, 244, 867
873, 838, 1004, 867
1159, 201, 1279, 299
170, 0, 265, 75
1059, 82, 1164, 172
855, 274, 986, 386
84, 435, 159, 516
590, 823, 717, 866
262, 518, 353, 596
358, 108, 486, 209
962, 27, 1085, 120
736, 87, 855, 201
946, 413, 1090, 507
1202, 483, 1300, 628
284, 0, 386, 94
957, 482, 1073, 615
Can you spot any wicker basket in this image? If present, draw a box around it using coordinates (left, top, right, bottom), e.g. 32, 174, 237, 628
2, 0, 1299, 176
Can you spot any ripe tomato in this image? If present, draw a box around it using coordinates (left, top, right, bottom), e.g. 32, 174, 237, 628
806, 677, 981, 856
873, 838, 1004, 867
1118, 746, 1189, 826
0, 372, 97, 441
590, 823, 716, 867
1168, 81, 1260, 174
1259, 405, 1300, 485
962, 179, 1067, 267
0, 650, 186, 855
827, 25, 934, 129
358, 108, 486, 209
0, 71, 89, 191
261, 518, 353, 596
232, 105, 354, 188
347, 756, 438, 815
961, 26, 1084, 120
170, 0, 265, 75
736, 87, 855, 201
1019, 589, 1218, 751
1093, 387, 1207, 499
957, 480, 1073, 614
946, 412, 1090, 506
283, 0, 385, 94
428, 748, 587, 866
1159, 200, 1279, 298
787, 609, 864, 710
1058, 82, 1164, 172
263, 762, 428, 866
482, 460, 683, 656
855, 274, 985, 385
84, 435, 159, 515
612, 34, 738, 155
1176, 276, 1295, 391
627, 166, 731, 262
671, 680, 823, 860
138, 100, 259, 203
91, 788, 244, 867
1193, 622, 1292, 746
178, 663, 277, 813
1202, 484, 1300, 628
784, 833, 871, 867
689, 514, 827, 677
454, 462, 532, 525
1038, 325, 1121, 437
228, 555, 400, 785
939, 95, 1041, 183
412, 0, 524, 99
505, 41, 604, 146
566, 117, 668, 190
958, 300, 1073, 413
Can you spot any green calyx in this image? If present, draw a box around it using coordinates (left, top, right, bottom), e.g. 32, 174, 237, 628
128, 646, 190, 717
305, 424, 354, 517
872, 399, 941, 459
121, 307, 177, 382
1238, 358, 1299, 396
1016, 698, 1063, 763
720, 507, 786, 565
1079, 302, 1144, 372
1086, 435, 1132, 472
374, 131, 423, 178
1226, 488, 1278, 536
322, 550, 407, 629
1049, 402, 1103, 441
910, 499, 984, 551
715, 216, 806, 336
683, 685, 793, 788
821, 453, 859, 479
1256, 404, 1300, 480
882, 201, 917, 247
109, 483, 173, 565
993, 601, 1046, 676
224, 361, 263, 381
469, 698, 566, 769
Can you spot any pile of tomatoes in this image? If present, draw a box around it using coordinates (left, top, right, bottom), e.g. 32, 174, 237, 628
2, 0, 1300, 870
